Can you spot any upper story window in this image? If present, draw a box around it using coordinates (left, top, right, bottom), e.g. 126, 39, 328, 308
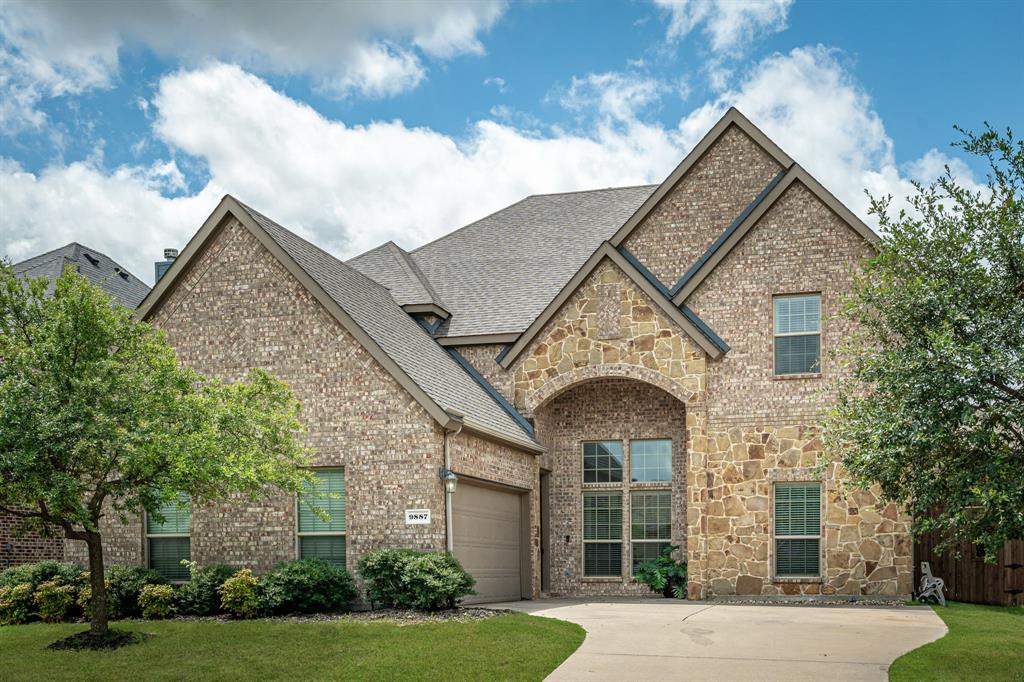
583, 441, 623, 483
774, 294, 821, 375
146, 495, 190, 581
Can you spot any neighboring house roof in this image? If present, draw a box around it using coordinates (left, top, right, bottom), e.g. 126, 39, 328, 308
348, 241, 450, 318
11, 242, 150, 309
350, 185, 657, 340
136, 196, 542, 453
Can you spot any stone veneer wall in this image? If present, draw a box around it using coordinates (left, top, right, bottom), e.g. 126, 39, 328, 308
675, 181, 911, 598
67, 218, 451, 579
534, 378, 686, 596
622, 125, 783, 286
1, 513, 63, 569
448, 430, 541, 598
691, 424, 912, 597
510, 259, 707, 416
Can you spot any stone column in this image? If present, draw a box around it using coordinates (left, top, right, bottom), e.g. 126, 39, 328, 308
685, 402, 709, 599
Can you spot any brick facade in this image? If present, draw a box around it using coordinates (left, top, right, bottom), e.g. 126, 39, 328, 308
62, 219, 537, 601
534, 378, 686, 596
1, 515, 63, 570
35, 111, 912, 603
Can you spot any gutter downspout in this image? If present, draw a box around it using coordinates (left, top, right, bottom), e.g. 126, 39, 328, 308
443, 420, 463, 553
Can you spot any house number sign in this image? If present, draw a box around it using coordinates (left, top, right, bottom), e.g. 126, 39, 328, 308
405, 509, 431, 525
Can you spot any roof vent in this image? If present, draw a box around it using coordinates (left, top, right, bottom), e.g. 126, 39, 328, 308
114, 267, 129, 281
83, 253, 100, 267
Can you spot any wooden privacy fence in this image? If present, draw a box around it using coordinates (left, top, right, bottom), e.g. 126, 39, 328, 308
915, 533, 1024, 606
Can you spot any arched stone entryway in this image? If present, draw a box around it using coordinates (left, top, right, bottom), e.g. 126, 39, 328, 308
533, 376, 689, 597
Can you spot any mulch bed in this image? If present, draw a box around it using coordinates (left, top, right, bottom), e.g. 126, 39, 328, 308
708, 597, 906, 607
47, 629, 149, 651
167, 606, 511, 625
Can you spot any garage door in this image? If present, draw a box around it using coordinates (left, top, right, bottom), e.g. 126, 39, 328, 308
453, 482, 523, 604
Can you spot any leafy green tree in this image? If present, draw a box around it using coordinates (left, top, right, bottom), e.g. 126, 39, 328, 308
825, 125, 1023, 559
0, 264, 312, 638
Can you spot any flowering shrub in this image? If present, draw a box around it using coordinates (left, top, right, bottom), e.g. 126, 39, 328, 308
218, 569, 261, 618
139, 584, 177, 619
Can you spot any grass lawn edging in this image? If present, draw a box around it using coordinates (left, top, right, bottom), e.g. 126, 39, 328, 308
0, 612, 585, 682
889, 602, 1024, 682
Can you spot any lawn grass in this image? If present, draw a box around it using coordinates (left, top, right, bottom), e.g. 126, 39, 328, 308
0, 613, 584, 682
889, 601, 1024, 681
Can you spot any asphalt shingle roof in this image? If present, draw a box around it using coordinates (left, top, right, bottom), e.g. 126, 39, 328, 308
348, 241, 447, 310
235, 202, 539, 449
350, 185, 657, 338
12, 242, 151, 309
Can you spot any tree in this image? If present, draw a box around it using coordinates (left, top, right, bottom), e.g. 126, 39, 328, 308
825, 124, 1023, 560
0, 264, 312, 639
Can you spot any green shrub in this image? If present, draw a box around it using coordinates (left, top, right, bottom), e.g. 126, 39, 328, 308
176, 562, 238, 616
0, 560, 85, 591
105, 565, 168, 619
633, 545, 687, 598
76, 582, 93, 619
218, 569, 261, 618
358, 549, 475, 611
0, 583, 34, 625
262, 559, 355, 615
139, 584, 176, 619
33, 577, 77, 622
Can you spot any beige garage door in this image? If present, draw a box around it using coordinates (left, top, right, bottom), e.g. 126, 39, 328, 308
453, 482, 523, 604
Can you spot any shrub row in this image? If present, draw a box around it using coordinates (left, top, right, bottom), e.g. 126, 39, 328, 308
0, 549, 475, 624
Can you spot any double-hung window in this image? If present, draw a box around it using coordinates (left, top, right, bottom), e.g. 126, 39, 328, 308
774, 294, 821, 375
583, 491, 623, 577
297, 469, 346, 568
146, 496, 190, 581
582, 441, 623, 577
631, 491, 671, 574
774, 482, 821, 577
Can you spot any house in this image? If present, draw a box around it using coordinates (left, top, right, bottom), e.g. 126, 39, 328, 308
61, 108, 912, 601
1, 243, 151, 569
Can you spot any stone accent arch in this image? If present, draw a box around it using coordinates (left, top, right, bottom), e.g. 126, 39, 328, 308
527, 363, 696, 416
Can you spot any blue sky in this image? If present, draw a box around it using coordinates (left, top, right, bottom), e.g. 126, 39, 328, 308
1, 0, 1021, 282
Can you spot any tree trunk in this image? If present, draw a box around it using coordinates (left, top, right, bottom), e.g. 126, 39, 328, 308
85, 531, 108, 636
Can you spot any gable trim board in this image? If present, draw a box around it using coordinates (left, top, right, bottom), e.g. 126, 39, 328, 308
136, 195, 543, 455
669, 165, 879, 306
497, 242, 726, 370
446, 348, 535, 436
436, 333, 521, 346
608, 108, 794, 249
402, 303, 451, 319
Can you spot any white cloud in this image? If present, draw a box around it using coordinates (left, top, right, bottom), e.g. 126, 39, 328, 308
655, 0, 793, 52
559, 72, 671, 122
0, 0, 505, 130
1, 49, 980, 285
484, 76, 507, 93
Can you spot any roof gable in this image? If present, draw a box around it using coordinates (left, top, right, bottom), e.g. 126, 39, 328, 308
609, 108, 793, 248
348, 241, 449, 317
137, 196, 541, 453
13, 242, 150, 309
669, 165, 879, 306
498, 242, 726, 370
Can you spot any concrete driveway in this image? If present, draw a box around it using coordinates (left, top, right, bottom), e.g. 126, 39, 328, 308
485, 598, 946, 681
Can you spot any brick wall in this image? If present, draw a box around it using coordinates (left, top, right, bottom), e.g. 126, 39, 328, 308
0, 513, 63, 570
534, 378, 687, 597
67, 218, 451, 579
622, 124, 783, 286
456, 343, 514, 403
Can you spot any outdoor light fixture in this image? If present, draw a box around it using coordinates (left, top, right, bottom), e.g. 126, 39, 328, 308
440, 468, 459, 494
